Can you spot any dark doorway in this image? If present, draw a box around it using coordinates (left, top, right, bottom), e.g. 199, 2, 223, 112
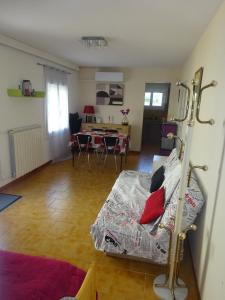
141, 83, 170, 151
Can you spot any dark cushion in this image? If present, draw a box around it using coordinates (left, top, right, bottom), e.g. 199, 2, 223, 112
69, 112, 79, 120
75, 118, 82, 133
69, 113, 82, 134
150, 165, 165, 193
140, 187, 165, 224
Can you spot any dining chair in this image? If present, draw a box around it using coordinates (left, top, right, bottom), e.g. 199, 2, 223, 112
104, 129, 118, 133
91, 128, 104, 132
76, 134, 92, 167
71, 139, 78, 167
103, 136, 120, 171
93, 135, 105, 161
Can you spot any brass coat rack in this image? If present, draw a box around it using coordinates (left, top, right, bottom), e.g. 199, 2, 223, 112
153, 67, 217, 300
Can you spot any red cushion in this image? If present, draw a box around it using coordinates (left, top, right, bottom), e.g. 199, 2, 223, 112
140, 187, 165, 224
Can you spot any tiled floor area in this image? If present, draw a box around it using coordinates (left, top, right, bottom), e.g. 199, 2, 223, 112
0, 150, 199, 299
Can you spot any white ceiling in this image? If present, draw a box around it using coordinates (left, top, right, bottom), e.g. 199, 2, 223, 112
0, 0, 223, 68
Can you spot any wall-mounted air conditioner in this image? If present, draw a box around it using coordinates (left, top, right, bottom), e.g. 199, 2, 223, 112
95, 72, 124, 82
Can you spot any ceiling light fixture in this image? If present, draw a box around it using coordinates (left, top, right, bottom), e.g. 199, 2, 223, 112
81, 36, 108, 48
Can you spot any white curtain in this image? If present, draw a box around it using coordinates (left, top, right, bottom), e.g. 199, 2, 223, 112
44, 67, 70, 161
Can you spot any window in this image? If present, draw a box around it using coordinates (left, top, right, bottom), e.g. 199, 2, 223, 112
144, 92, 151, 106
144, 91, 164, 108
144, 83, 170, 109
152, 92, 163, 106
44, 67, 70, 161
47, 83, 68, 134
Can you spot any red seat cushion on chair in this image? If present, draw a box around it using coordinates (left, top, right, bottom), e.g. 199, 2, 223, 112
140, 187, 165, 224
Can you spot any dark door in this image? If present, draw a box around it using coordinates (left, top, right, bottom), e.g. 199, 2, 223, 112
142, 83, 170, 148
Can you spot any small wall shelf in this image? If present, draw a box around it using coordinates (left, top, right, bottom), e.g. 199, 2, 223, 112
7, 89, 45, 98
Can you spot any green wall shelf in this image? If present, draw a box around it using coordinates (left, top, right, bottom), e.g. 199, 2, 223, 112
7, 89, 45, 98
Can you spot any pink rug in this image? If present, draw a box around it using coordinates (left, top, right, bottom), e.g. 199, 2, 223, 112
0, 250, 86, 300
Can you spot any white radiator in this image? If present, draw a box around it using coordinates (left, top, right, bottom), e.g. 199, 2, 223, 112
8, 125, 44, 178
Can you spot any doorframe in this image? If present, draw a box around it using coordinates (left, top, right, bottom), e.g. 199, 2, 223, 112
141, 82, 171, 150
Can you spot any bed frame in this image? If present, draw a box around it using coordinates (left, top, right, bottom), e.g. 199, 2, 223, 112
105, 251, 167, 265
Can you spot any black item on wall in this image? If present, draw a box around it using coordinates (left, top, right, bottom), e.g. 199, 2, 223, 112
69, 113, 82, 134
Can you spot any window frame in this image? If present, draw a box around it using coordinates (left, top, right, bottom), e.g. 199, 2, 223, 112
47, 82, 69, 134
144, 83, 170, 111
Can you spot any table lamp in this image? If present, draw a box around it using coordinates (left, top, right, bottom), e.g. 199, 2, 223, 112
83, 105, 95, 123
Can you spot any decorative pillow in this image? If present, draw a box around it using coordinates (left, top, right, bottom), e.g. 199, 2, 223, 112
148, 154, 180, 234
140, 187, 165, 224
160, 174, 205, 231
164, 148, 179, 176
150, 166, 165, 193
162, 162, 181, 206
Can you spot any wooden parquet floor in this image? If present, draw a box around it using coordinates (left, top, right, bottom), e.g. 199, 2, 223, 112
0, 151, 199, 299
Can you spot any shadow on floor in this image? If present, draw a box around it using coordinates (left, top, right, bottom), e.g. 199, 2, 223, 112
137, 144, 160, 173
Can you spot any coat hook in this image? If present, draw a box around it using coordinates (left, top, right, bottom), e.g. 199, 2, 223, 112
167, 132, 185, 160
196, 80, 217, 125
187, 165, 208, 187
171, 81, 191, 122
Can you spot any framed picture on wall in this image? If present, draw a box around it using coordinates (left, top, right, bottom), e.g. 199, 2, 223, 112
96, 83, 124, 105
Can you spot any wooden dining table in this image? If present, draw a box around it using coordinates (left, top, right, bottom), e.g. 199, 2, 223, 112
70, 130, 130, 171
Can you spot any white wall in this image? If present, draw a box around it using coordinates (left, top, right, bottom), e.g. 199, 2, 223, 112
181, 1, 225, 299
0, 44, 79, 187
78, 67, 180, 151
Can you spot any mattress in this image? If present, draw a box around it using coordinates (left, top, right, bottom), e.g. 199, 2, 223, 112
91, 170, 170, 265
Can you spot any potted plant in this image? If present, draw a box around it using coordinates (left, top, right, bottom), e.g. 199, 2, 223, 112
120, 108, 130, 125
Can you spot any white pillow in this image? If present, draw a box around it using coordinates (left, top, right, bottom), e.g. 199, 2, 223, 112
162, 162, 181, 205
149, 162, 181, 235
160, 174, 205, 231
164, 148, 179, 176
149, 149, 180, 235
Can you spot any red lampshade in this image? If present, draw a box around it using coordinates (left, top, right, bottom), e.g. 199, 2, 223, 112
83, 105, 95, 114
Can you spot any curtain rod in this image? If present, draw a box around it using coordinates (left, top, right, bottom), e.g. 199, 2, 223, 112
37, 62, 72, 75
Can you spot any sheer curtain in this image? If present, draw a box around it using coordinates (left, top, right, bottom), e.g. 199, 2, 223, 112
44, 67, 70, 161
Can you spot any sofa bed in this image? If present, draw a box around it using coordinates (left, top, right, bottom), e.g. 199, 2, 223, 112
91, 149, 205, 265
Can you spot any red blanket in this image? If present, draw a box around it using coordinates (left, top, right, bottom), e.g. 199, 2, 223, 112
0, 250, 86, 300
